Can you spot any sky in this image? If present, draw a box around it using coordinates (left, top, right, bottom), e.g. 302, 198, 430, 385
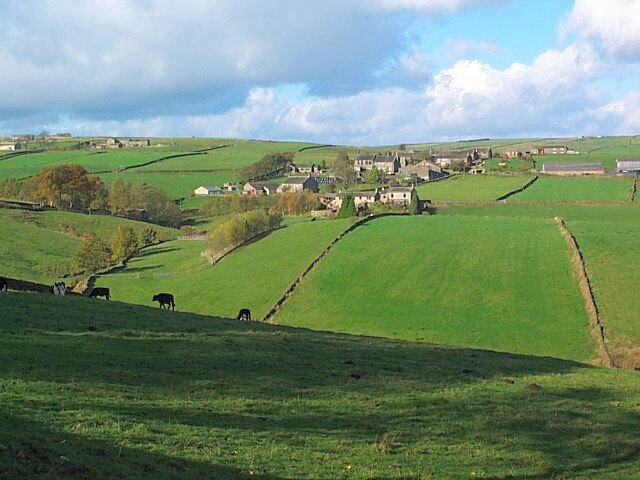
1, 0, 640, 145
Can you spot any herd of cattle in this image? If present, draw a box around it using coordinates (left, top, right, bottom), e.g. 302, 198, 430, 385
1, 276, 252, 320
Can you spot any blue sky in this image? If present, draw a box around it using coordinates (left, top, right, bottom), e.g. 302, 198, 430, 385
0, 0, 639, 145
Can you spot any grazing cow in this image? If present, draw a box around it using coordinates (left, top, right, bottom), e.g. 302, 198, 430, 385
89, 287, 110, 300
153, 293, 175, 311
237, 308, 251, 321
0, 277, 7, 294
53, 281, 66, 297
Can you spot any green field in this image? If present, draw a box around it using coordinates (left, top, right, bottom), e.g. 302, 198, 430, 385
509, 176, 632, 202
0, 210, 177, 284
436, 204, 640, 367
275, 215, 595, 361
3, 292, 640, 479
416, 174, 532, 202
94, 218, 354, 319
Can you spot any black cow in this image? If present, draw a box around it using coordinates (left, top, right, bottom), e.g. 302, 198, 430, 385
89, 287, 110, 300
153, 293, 175, 311
0, 277, 7, 294
237, 308, 251, 321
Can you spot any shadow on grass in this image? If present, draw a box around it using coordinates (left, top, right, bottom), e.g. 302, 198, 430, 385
0, 413, 284, 480
2, 292, 640, 478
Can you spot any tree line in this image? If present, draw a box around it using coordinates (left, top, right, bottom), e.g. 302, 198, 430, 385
0, 165, 181, 227
208, 209, 282, 258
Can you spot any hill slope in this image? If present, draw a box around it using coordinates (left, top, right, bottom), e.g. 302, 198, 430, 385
274, 215, 595, 362
2, 292, 640, 479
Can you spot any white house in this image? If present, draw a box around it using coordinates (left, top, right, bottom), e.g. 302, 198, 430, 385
194, 185, 223, 196
0, 142, 18, 151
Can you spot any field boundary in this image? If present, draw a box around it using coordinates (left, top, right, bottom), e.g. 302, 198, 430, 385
630, 175, 637, 202
298, 144, 334, 152
555, 217, 614, 367
495, 175, 539, 201
262, 214, 404, 322
0, 149, 44, 162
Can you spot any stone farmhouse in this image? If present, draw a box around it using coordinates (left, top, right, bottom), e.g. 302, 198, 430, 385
277, 176, 319, 194
402, 160, 447, 182
319, 186, 415, 211
243, 181, 281, 196
617, 159, 640, 174
433, 151, 473, 167
104, 137, 150, 148
290, 163, 324, 174
542, 162, 604, 176
0, 142, 20, 151
194, 186, 223, 196
353, 153, 400, 176
533, 145, 569, 155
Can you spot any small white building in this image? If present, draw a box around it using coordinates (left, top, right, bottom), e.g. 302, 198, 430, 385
0, 142, 18, 151
194, 185, 223, 196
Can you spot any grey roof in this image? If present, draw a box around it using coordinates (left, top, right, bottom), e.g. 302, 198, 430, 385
354, 154, 377, 161
203, 185, 222, 190
617, 159, 640, 169
385, 186, 414, 193
353, 191, 378, 198
247, 181, 281, 191
282, 176, 313, 185
543, 162, 603, 171
434, 152, 469, 159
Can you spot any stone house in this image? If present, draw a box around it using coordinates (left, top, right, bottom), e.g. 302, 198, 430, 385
243, 181, 281, 196
276, 176, 319, 194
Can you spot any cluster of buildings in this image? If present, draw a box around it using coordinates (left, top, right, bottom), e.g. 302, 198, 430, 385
504, 145, 579, 158
540, 159, 640, 176
353, 151, 453, 181
318, 186, 415, 210
100, 137, 151, 149
195, 176, 321, 197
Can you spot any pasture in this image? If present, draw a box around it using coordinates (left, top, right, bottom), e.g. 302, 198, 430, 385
0, 210, 177, 284
416, 174, 532, 202
275, 215, 595, 362
94, 218, 354, 319
3, 292, 640, 479
509, 176, 632, 202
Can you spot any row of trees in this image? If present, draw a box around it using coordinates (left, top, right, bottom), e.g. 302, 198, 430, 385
208, 209, 282, 256
199, 190, 320, 218
241, 152, 295, 181
74, 225, 159, 273
0, 165, 181, 227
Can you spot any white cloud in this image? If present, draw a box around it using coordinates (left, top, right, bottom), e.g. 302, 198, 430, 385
47, 43, 617, 144
563, 0, 640, 60
442, 39, 501, 57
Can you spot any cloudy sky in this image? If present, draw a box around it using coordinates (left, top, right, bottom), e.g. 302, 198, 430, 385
1, 0, 639, 144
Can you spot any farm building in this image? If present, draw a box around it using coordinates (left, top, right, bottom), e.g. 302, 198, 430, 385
534, 145, 568, 155
433, 152, 473, 167
243, 181, 280, 196
277, 176, 319, 193
616, 159, 640, 174
398, 152, 416, 167
104, 137, 150, 148
504, 149, 529, 158
291, 163, 323, 174
353, 154, 377, 173
402, 160, 447, 181
542, 162, 604, 176
374, 154, 400, 175
353, 191, 380, 208
194, 186, 223, 196
0, 142, 19, 151
380, 186, 414, 205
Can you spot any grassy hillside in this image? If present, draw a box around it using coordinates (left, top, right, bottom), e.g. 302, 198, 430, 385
0, 210, 178, 284
94, 218, 354, 319
275, 215, 595, 362
437, 204, 640, 367
509, 176, 632, 202
416, 175, 531, 202
2, 292, 640, 479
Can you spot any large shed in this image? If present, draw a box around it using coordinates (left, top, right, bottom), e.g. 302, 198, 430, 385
542, 162, 604, 176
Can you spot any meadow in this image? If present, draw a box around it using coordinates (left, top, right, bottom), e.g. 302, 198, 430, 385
3, 292, 640, 479
94, 218, 354, 319
509, 176, 632, 202
416, 174, 532, 202
275, 215, 595, 362
0, 210, 177, 284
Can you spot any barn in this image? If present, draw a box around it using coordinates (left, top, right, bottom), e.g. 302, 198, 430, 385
542, 162, 604, 176
194, 186, 223, 196
617, 159, 640, 174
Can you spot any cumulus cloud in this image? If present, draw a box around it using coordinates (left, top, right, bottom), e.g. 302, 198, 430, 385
562, 0, 640, 60
48, 43, 617, 144
0, 0, 511, 129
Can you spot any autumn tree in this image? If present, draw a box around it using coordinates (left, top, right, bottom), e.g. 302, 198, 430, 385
332, 151, 357, 189
110, 225, 140, 263
35, 164, 102, 211
75, 237, 113, 273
